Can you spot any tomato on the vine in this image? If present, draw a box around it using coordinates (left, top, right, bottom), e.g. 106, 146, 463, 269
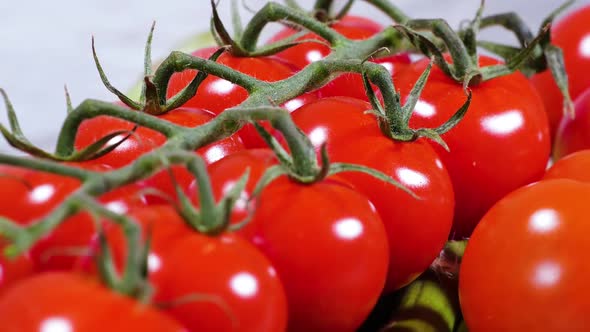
289, 97, 454, 291
0, 272, 185, 331
544, 149, 590, 183
395, 55, 551, 237
460, 179, 590, 331
86, 205, 287, 332
165, 47, 311, 148
268, 15, 383, 69
530, 4, 590, 138
553, 87, 590, 160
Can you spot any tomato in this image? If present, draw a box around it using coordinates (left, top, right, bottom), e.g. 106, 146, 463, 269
0, 272, 185, 331
554, 87, 590, 159
544, 149, 590, 182
395, 55, 551, 237
165, 47, 306, 148
0, 244, 33, 294
268, 15, 383, 69
86, 205, 287, 332
459, 179, 590, 331
75, 107, 244, 201
318, 53, 412, 101
0, 165, 148, 271
530, 5, 590, 138
290, 97, 454, 291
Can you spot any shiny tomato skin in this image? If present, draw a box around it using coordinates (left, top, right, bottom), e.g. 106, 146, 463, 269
268, 15, 383, 69
554, 87, 590, 159
459, 179, 590, 331
395, 55, 551, 237
0, 165, 149, 271
544, 149, 590, 182
0, 272, 185, 332
290, 97, 454, 291
250, 177, 388, 331
530, 5, 590, 138
318, 53, 412, 101
155, 232, 288, 332
165, 47, 302, 148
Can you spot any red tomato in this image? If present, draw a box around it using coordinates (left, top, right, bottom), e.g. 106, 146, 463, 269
318, 53, 412, 101
395, 55, 551, 237
554, 87, 590, 159
250, 176, 388, 331
290, 97, 454, 291
88, 205, 287, 332
0, 272, 185, 332
544, 149, 590, 182
0, 244, 33, 294
530, 5, 590, 138
459, 179, 590, 331
75, 107, 244, 201
0, 165, 148, 271
268, 15, 383, 69
165, 47, 305, 148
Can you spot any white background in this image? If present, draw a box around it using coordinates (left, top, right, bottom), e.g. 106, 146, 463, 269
0, 0, 588, 152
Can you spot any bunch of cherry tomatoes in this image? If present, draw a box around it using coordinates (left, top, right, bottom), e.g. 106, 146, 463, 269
1, 1, 590, 332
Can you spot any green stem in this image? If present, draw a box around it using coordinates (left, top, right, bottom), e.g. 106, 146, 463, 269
0, 154, 96, 180
363, 0, 410, 23
240, 2, 345, 51
55, 100, 183, 157
152, 51, 263, 105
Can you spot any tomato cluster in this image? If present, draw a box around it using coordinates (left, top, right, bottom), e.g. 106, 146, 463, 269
1, 2, 590, 332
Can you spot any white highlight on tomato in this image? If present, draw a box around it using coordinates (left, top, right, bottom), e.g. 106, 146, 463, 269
230, 272, 258, 298
308, 126, 328, 147
414, 100, 436, 118
105, 201, 128, 214
396, 168, 428, 188
204, 146, 225, 164
30, 184, 55, 204
40, 317, 73, 332
533, 261, 561, 287
148, 253, 162, 274
306, 50, 324, 63
107, 134, 134, 150
579, 33, 590, 58
333, 218, 364, 240
529, 208, 560, 234
381, 62, 394, 74
284, 98, 304, 112
481, 110, 524, 135
210, 79, 235, 95
222, 180, 249, 212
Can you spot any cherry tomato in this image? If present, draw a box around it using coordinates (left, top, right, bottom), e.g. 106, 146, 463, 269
268, 15, 383, 69
290, 97, 454, 291
530, 5, 590, 138
165, 47, 307, 148
318, 53, 412, 101
554, 87, 590, 159
544, 149, 590, 183
395, 55, 551, 237
75, 107, 244, 201
86, 205, 287, 332
0, 272, 185, 331
0, 165, 148, 271
460, 179, 590, 331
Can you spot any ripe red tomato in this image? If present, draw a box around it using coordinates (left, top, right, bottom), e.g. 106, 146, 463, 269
165, 47, 307, 148
318, 53, 412, 101
554, 87, 590, 159
0, 165, 148, 271
268, 15, 383, 69
88, 205, 287, 332
250, 176, 388, 331
395, 55, 551, 237
530, 5, 590, 138
544, 149, 590, 183
0, 244, 33, 294
0, 272, 185, 331
290, 97, 454, 291
459, 179, 590, 331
